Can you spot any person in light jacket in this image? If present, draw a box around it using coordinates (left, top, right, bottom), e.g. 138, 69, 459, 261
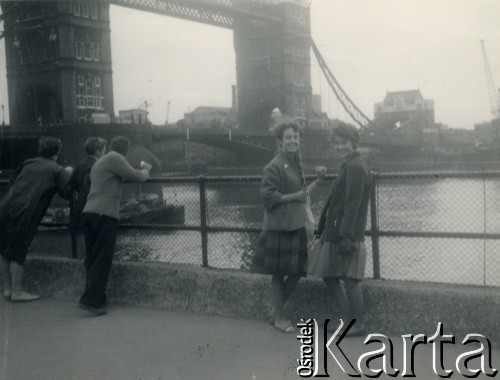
308, 122, 372, 336
251, 121, 309, 333
0, 137, 73, 302
78, 136, 151, 315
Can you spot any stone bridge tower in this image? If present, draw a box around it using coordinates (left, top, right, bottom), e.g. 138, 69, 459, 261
1, 1, 312, 132
233, 2, 312, 130
0, 1, 114, 128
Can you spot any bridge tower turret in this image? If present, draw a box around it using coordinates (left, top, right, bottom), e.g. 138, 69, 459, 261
233, 2, 312, 130
0, 1, 114, 128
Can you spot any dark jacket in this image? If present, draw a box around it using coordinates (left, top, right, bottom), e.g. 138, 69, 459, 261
318, 151, 372, 242
0, 157, 71, 263
260, 151, 305, 231
69, 155, 98, 215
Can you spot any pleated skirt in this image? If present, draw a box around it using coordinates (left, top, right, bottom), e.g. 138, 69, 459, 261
307, 238, 367, 279
250, 228, 308, 276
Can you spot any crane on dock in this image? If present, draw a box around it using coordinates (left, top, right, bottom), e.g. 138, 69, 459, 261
480, 40, 500, 120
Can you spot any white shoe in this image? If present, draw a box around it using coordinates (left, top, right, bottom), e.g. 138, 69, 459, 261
10, 291, 40, 302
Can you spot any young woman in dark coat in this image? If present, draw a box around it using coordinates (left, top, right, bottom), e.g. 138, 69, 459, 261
308, 122, 372, 336
0, 137, 73, 301
251, 121, 310, 333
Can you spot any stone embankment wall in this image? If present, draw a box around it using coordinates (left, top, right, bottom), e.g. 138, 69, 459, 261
6, 257, 500, 342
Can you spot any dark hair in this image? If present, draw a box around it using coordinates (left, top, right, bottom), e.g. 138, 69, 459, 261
274, 122, 306, 188
332, 122, 359, 148
274, 122, 301, 141
84, 137, 108, 155
38, 137, 62, 158
110, 136, 130, 156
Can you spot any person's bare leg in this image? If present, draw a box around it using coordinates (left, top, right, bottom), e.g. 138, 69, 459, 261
344, 278, 365, 331
10, 262, 39, 302
268, 274, 301, 322
0, 256, 12, 298
283, 274, 301, 304
323, 277, 350, 322
271, 275, 295, 333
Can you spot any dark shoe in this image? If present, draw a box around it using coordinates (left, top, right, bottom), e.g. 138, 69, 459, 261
78, 302, 107, 316
3, 290, 11, 301
10, 291, 40, 302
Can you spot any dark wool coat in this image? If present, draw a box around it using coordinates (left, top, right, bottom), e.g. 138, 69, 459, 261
0, 157, 71, 264
318, 151, 372, 242
260, 151, 306, 231
69, 155, 98, 217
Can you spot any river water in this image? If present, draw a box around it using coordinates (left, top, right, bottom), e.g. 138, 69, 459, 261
114, 176, 500, 287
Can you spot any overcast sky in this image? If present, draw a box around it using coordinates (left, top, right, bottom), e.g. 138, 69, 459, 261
1, 0, 499, 129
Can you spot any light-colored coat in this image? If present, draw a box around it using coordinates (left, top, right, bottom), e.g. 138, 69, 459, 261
83, 151, 149, 220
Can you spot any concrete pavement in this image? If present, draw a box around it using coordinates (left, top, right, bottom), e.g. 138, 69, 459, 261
1, 297, 499, 380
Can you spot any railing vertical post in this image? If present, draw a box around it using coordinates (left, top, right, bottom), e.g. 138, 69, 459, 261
370, 176, 381, 279
199, 175, 209, 267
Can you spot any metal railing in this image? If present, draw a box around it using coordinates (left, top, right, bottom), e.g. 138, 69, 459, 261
2, 170, 500, 286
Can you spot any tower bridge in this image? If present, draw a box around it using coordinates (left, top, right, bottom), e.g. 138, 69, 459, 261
0, 0, 312, 131
0, 1, 425, 169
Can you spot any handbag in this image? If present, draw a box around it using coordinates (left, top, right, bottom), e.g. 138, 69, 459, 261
304, 194, 315, 239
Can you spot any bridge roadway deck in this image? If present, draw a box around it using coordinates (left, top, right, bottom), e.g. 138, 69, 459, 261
151, 126, 423, 146
1, 296, 499, 380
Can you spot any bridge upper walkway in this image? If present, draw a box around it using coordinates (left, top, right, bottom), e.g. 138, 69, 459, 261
109, 0, 283, 29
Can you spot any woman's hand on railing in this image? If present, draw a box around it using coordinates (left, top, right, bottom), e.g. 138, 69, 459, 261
280, 190, 307, 204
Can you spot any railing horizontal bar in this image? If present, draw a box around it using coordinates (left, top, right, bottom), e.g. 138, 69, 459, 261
206, 226, 261, 233
373, 170, 500, 180
117, 224, 261, 233
38, 223, 500, 241
4, 171, 500, 186
119, 223, 201, 231
377, 230, 500, 240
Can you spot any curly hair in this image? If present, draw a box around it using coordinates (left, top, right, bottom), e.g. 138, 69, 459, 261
274, 122, 306, 188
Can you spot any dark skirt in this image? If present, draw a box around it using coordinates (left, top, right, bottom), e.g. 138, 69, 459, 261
250, 228, 308, 276
0, 212, 41, 265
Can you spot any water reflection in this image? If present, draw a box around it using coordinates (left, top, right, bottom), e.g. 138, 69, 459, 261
113, 177, 500, 286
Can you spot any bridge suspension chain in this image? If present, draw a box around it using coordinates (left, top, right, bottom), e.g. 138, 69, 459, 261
311, 39, 375, 130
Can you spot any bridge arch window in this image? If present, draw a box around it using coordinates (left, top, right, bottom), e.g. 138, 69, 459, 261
94, 77, 102, 108
92, 43, 100, 61
84, 41, 92, 60
75, 42, 83, 59
76, 74, 103, 110
91, 4, 98, 20
77, 75, 85, 107
74, 0, 81, 16
85, 76, 95, 107
82, 2, 89, 18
